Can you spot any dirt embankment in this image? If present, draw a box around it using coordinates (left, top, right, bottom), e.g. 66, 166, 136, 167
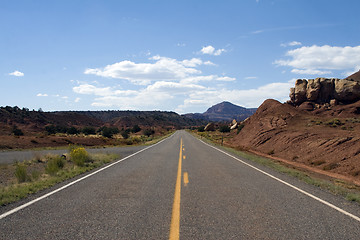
227, 99, 360, 185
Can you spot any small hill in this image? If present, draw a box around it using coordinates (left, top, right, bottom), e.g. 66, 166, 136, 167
0, 106, 206, 149
229, 98, 360, 184
184, 101, 257, 122
346, 70, 360, 81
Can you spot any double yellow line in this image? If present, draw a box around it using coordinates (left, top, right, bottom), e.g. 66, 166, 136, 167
169, 138, 183, 240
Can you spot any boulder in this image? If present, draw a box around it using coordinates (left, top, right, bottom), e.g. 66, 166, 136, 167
294, 79, 307, 104
230, 122, 238, 130
298, 101, 315, 111
334, 79, 360, 103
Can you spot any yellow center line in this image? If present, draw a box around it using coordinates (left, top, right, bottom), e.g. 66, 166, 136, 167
183, 172, 189, 187
169, 138, 183, 240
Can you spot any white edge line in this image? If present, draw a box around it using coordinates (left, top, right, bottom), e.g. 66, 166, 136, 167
199, 139, 360, 222
0, 133, 174, 220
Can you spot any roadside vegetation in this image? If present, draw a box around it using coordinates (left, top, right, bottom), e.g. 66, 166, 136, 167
0, 146, 119, 206
191, 129, 360, 205
0, 130, 175, 206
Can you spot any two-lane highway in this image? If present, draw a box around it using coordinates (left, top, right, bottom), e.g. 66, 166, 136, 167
1, 130, 360, 239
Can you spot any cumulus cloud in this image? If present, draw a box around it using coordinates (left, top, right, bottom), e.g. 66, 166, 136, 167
84, 56, 207, 85
9, 70, 24, 77
275, 45, 360, 75
280, 41, 302, 47
36, 93, 48, 97
176, 81, 293, 113
78, 55, 240, 111
73, 78, 292, 113
200, 45, 226, 56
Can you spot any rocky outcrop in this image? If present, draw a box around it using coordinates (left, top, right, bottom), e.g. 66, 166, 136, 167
289, 73, 360, 106
230, 119, 238, 130
204, 122, 216, 131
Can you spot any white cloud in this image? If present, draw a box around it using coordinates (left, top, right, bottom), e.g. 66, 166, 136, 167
245, 76, 257, 80
37, 93, 48, 97
200, 45, 226, 56
281, 41, 302, 47
9, 70, 24, 77
275, 45, 360, 75
73, 78, 292, 113
78, 55, 238, 112
291, 69, 332, 75
84, 56, 206, 85
74, 97, 81, 103
176, 80, 293, 113
180, 75, 236, 84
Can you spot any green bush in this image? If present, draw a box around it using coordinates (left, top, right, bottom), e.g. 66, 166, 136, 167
82, 127, 96, 135
15, 164, 28, 183
70, 147, 90, 166
45, 156, 65, 175
197, 126, 205, 132
143, 129, 155, 137
12, 126, 24, 136
67, 126, 80, 135
121, 130, 129, 139
131, 125, 141, 133
99, 126, 119, 138
219, 125, 230, 133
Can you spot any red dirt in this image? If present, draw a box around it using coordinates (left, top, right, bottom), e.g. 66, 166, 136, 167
226, 99, 360, 185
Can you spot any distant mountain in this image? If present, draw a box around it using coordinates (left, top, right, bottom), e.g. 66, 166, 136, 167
183, 101, 257, 122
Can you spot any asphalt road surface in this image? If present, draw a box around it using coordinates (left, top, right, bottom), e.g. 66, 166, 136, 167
1, 130, 360, 239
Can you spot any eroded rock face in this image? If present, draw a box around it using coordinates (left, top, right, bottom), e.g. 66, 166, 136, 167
306, 78, 321, 101
294, 79, 308, 105
334, 79, 360, 102
289, 76, 360, 106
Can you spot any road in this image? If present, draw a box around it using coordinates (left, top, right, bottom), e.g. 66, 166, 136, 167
1, 130, 360, 239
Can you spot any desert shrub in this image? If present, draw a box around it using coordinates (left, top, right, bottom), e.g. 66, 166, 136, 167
15, 164, 29, 183
70, 147, 90, 166
82, 126, 96, 135
131, 125, 141, 133
237, 124, 245, 134
99, 126, 119, 138
12, 126, 24, 136
143, 129, 155, 137
268, 149, 275, 155
121, 130, 129, 139
325, 119, 343, 127
31, 170, 41, 180
45, 156, 65, 175
219, 125, 230, 133
67, 126, 80, 135
45, 125, 57, 135
197, 126, 205, 132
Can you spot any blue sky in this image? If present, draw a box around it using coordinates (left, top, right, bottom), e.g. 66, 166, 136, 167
1, 0, 360, 113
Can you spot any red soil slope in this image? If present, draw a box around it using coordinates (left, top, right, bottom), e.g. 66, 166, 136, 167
228, 99, 360, 184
